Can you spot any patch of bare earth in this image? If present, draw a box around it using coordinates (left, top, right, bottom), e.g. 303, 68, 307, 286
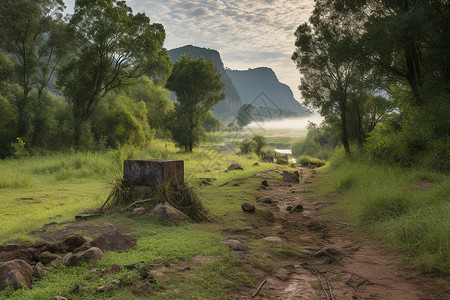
235, 167, 448, 300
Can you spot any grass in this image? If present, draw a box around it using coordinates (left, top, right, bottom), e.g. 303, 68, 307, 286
318, 154, 450, 275
0, 138, 280, 299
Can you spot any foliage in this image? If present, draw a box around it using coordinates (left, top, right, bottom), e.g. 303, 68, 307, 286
124, 76, 173, 136
321, 157, 449, 274
292, 122, 339, 160
166, 55, 225, 152
58, 0, 171, 145
296, 155, 326, 167
0, 0, 66, 137
252, 134, 267, 156
239, 139, 255, 154
203, 111, 222, 132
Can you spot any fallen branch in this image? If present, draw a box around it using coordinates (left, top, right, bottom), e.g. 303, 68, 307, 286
124, 198, 157, 210
252, 279, 266, 298
216, 179, 237, 187
316, 271, 331, 300
100, 187, 117, 211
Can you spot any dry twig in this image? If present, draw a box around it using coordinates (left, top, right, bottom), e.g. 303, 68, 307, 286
252, 279, 266, 298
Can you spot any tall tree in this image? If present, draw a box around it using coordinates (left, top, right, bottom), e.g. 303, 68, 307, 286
166, 55, 225, 152
58, 0, 172, 145
0, 0, 66, 136
292, 3, 364, 153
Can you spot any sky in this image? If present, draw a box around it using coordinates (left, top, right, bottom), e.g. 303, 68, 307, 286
64, 0, 314, 102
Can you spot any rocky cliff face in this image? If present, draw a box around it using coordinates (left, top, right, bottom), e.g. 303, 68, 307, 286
168, 45, 242, 111
226, 67, 308, 115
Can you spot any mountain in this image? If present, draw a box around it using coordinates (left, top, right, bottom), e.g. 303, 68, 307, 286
168, 45, 241, 122
226, 67, 308, 116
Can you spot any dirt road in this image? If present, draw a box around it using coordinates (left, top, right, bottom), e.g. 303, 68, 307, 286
237, 167, 447, 300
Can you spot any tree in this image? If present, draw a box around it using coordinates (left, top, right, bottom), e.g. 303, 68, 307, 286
292, 4, 363, 153
252, 135, 266, 156
166, 55, 225, 152
236, 104, 254, 129
203, 112, 222, 132
0, 0, 66, 137
58, 0, 172, 145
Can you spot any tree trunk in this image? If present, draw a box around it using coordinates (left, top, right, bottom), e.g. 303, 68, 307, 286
340, 97, 351, 154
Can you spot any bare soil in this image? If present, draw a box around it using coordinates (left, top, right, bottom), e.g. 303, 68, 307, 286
236, 167, 448, 300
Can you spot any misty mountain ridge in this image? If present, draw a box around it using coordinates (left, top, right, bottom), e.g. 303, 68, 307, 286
168, 45, 308, 122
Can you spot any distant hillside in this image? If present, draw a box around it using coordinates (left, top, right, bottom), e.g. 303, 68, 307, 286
168, 45, 241, 122
226, 67, 308, 116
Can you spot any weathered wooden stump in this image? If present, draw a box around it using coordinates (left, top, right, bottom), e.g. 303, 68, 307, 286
123, 159, 184, 187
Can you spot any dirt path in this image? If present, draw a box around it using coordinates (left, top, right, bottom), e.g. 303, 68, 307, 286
237, 167, 447, 300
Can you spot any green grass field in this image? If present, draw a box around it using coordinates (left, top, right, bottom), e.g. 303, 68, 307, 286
0, 138, 286, 299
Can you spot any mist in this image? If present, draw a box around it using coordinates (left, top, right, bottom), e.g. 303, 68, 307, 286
245, 114, 324, 131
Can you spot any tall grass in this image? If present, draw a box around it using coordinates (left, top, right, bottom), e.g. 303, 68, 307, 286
321, 155, 450, 274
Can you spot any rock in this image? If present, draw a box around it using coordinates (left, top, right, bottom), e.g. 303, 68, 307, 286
263, 236, 282, 243
133, 207, 147, 215
257, 197, 273, 204
97, 284, 113, 293
314, 203, 331, 210
109, 264, 121, 273
64, 247, 105, 266
290, 204, 304, 212
261, 180, 268, 187
252, 162, 260, 166
314, 247, 341, 258
39, 251, 61, 265
73, 243, 91, 254
0, 244, 34, 263
228, 162, 243, 171
90, 231, 136, 251
150, 202, 189, 222
286, 205, 292, 211
221, 238, 246, 251
64, 235, 85, 252
0, 259, 34, 290
32, 262, 46, 278
282, 170, 300, 183
241, 202, 255, 213
54, 296, 67, 300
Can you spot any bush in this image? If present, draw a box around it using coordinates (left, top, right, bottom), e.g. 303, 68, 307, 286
296, 155, 326, 167
291, 123, 338, 160
239, 139, 255, 154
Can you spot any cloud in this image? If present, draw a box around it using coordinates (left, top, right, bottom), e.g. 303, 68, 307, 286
63, 0, 314, 100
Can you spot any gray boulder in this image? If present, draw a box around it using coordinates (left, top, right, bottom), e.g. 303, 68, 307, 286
64, 247, 105, 266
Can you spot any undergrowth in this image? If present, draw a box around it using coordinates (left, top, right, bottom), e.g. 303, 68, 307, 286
321, 154, 450, 275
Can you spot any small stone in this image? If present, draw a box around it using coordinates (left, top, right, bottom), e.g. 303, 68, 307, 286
63, 235, 85, 252
89, 268, 98, 273
257, 197, 273, 204
261, 180, 268, 187
110, 264, 121, 273
97, 284, 113, 293
241, 202, 255, 213
50, 257, 63, 267
286, 205, 292, 211
263, 236, 282, 243
221, 238, 246, 251
252, 162, 259, 166
39, 251, 61, 265
32, 262, 46, 278
133, 207, 147, 215
55, 296, 67, 300
228, 162, 244, 171
290, 204, 304, 212
141, 281, 153, 294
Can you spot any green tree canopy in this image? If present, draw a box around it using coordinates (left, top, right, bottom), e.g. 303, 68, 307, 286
166, 55, 225, 152
58, 0, 172, 144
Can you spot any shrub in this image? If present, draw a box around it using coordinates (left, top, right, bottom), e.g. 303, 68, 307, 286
239, 139, 255, 154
